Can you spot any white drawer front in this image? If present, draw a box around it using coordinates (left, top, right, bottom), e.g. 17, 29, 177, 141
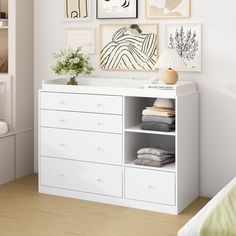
125, 168, 175, 205
40, 110, 122, 134
41, 128, 123, 165
41, 157, 123, 198
40, 92, 123, 115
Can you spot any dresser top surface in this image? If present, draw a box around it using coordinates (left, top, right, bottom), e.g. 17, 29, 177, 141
41, 78, 198, 98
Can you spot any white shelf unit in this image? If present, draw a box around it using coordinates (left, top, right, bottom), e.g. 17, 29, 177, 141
0, 0, 34, 186
39, 79, 199, 215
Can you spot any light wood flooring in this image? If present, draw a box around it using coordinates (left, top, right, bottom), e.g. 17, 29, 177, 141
0, 175, 209, 236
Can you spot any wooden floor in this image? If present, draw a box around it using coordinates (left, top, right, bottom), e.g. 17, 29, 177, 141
0, 175, 209, 236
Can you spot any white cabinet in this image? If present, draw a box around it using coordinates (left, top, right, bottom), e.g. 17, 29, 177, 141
0, 136, 14, 185
0, 0, 34, 185
39, 80, 199, 215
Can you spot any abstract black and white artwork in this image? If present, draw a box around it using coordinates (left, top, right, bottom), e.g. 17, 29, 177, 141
100, 24, 158, 71
97, 0, 138, 19
64, 0, 91, 21
166, 24, 201, 72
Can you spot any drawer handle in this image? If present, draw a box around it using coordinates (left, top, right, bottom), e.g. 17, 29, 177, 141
96, 147, 103, 151
96, 177, 103, 182
147, 185, 154, 189
59, 118, 66, 123
96, 103, 102, 107
59, 172, 64, 177
59, 143, 66, 147
96, 121, 102, 126
60, 101, 66, 105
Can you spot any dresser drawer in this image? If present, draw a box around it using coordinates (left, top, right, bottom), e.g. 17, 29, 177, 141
125, 168, 175, 205
40, 157, 123, 198
41, 128, 122, 165
40, 110, 122, 134
40, 92, 123, 115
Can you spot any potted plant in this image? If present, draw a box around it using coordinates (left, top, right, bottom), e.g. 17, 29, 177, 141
50, 48, 94, 85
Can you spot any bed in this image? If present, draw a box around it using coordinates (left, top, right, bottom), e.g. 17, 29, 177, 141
178, 177, 236, 236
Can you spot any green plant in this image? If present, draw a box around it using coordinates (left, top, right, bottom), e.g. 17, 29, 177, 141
50, 48, 94, 78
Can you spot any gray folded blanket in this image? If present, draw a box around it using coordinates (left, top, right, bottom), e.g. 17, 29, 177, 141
137, 148, 174, 156
138, 154, 174, 161
134, 158, 175, 167
141, 122, 175, 132
142, 115, 175, 125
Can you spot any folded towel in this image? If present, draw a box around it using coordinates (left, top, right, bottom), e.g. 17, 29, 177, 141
142, 115, 175, 125
137, 148, 174, 157
134, 158, 175, 167
142, 109, 175, 117
141, 122, 175, 132
138, 154, 175, 161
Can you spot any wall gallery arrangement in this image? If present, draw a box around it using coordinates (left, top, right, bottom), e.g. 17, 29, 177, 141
96, 0, 138, 19
166, 24, 201, 71
100, 24, 158, 71
146, 0, 190, 19
63, 0, 91, 21
62, 0, 202, 72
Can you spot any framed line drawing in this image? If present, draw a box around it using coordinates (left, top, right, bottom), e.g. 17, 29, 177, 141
146, 0, 190, 19
96, 0, 138, 19
63, 0, 91, 21
66, 28, 95, 54
165, 23, 202, 72
100, 24, 159, 71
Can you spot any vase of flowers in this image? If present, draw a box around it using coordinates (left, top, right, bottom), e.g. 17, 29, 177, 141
50, 48, 94, 85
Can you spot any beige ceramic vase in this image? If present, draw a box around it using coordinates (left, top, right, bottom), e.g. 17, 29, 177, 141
162, 68, 178, 85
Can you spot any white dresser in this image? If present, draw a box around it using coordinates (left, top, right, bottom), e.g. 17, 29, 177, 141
39, 78, 199, 215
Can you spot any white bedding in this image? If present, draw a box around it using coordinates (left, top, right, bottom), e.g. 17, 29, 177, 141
178, 177, 236, 236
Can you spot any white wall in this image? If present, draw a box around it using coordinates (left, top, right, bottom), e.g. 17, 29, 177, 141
34, 0, 236, 197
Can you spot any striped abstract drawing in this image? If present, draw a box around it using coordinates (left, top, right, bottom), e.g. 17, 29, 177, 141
101, 24, 158, 71
65, 0, 88, 19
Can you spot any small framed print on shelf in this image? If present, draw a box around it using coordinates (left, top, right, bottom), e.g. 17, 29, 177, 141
96, 0, 138, 19
165, 23, 202, 72
146, 0, 190, 19
66, 28, 95, 54
63, 0, 91, 21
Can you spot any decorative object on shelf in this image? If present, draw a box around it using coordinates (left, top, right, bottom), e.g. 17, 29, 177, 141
66, 28, 94, 54
100, 24, 159, 71
155, 48, 185, 84
0, 19, 8, 27
141, 98, 175, 132
63, 0, 91, 21
0, 12, 6, 19
50, 48, 94, 85
0, 56, 5, 72
166, 23, 202, 72
96, 0, 138, 19
146, 0, 190, 19
0, 121, 8, 135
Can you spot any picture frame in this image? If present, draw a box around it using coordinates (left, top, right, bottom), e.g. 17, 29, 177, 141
146, 0, 190, 19
96, 0, 138, 19
63, 0, 91, 22
65, 28, 95, 54
165, 23, 202, 72
100, 24, 159, 71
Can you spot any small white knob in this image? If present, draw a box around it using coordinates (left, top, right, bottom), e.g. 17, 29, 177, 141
96, 103, 102, 107
96, 121, 102, 126
60, 101, 65, 105
96, 147, 102, 151
96, 177, 102, 182
147, 185, 153, 189
60, 143, 66, 147
59, 172, 64, 177
59, 118, 65, 123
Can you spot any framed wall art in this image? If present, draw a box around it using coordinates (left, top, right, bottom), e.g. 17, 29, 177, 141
63, 0, 91, 21
96, 0, 138, 19
66, 28, 95, 54
100, 24, 159, 71
146, 0, 190, 19
165, 23, 201, 72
